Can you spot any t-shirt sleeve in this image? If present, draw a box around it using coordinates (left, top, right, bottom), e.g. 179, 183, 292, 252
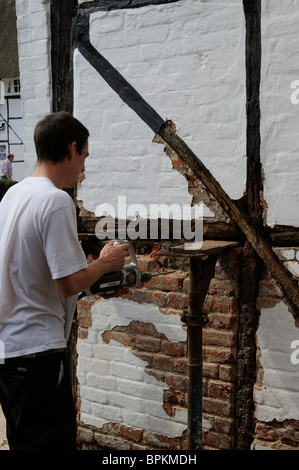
42, 203, 88, 280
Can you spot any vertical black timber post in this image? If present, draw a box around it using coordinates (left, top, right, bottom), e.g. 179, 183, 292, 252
236, 0, 262, 450
50, 0, 77, 113
50, 0, 78, 401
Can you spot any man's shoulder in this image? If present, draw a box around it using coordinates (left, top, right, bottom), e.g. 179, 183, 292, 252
19, 178, 74, 212
38, 183, 73, 212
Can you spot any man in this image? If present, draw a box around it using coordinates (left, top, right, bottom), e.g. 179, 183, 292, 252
1, 153, 14, 180
0, 111, 128, 450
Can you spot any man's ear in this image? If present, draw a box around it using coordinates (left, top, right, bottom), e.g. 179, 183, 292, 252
66, 142, 77, 160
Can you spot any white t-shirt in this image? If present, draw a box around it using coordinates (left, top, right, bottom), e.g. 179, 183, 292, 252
0, 177, 88, 358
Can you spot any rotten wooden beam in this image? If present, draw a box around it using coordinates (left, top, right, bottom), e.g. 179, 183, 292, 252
157, 120, 299, 327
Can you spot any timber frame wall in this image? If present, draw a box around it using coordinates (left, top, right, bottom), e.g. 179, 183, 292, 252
50, 0, 299, 450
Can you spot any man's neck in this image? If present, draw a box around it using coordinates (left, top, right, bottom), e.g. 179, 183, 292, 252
32, 162, 65, 189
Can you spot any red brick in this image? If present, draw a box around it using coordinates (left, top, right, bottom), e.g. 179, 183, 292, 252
78, 326, 89, 339
161, 340, 186, 357
129, 320, 165, 338
208, 380, 234, 399
204, 295, 239, 313
279, 427, 299, 446
204, 346, 235, 364
173, 357, 187, 374
102, 331, 133, 347
78, 315, 92, 328
203, 430, 234, 450
203, 328, 236, 348
219, 364, 236, 381
207, 312, 238, 330
152, 353, 174, 372
203, 397, 233, 418
165, 372, 188, 391
137, 257, 159, 272
77, 426, 94, 444
143, 431, 183, 450
143, 273, 184, 291
204, 415, 234, 434
118, 425, 143, 443
124, 288, 168, 308
132, 350, 153, 367
163, 389, 186, 407
134, 335, 161, 352
208, 279, 236, 296
167, 292, 189, 309
255, 423, 277, 442
203, 362, 219, 379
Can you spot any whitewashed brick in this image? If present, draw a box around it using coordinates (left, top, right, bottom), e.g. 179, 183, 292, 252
261, 0, 299, 227
81, 386, 109, 405
92, 403, 123, 422
256, 303, 299, 422
76, 0, 246, 214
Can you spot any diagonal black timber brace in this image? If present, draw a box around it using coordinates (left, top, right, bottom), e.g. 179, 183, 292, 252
158, 121, 299, 328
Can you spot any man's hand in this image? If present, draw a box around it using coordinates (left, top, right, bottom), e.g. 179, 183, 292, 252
99, 242, 129, 273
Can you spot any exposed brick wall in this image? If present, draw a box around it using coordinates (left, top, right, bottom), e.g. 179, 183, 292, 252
254, 420, 299, 450
76, 245, 241, 450
76, 245, 299, 451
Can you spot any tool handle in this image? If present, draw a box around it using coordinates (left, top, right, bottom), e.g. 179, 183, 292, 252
114, 239, 137, 267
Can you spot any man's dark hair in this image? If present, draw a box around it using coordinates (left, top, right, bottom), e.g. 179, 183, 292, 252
34, 111, 89, 163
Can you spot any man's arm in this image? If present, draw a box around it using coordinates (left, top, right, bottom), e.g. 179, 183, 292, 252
54, 242, 129, 297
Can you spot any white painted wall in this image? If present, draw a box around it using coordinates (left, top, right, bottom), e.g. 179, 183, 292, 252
255, 247, 299, 425
75, 0, 246, 217
255, 302, 299, 422
261, 0, 299, 227
15, 0, 52, 177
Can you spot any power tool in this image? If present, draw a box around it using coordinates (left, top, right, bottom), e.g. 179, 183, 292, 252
81, 240, 174, 297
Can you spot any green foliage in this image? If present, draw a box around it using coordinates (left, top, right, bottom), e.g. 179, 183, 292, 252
0, 179, 18, 201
